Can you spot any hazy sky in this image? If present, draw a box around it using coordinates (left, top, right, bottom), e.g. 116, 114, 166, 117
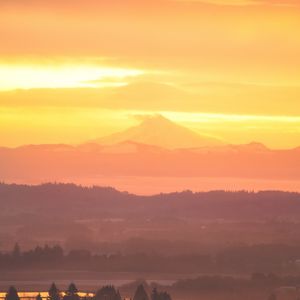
1, 0, 300, 148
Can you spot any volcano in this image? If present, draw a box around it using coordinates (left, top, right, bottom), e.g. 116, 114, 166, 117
91, 114, 223, 149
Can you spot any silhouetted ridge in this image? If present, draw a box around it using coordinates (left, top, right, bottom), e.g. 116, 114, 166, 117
1, 183, 300, 221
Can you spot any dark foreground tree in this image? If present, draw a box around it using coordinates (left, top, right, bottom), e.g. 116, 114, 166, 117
151, 289, 172, 300
63, 283, 79, 300
95, 285, 121, 300
68, 283, 78, 295
159, 292, 171, 300
36, 294, 42, 300
5, 286, 20, 300
133, 285, 149, 300
49, 283, 60, 300
115, 290, 121, 300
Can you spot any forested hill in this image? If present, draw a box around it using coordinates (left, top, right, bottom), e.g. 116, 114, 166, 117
1, 182, 300, 221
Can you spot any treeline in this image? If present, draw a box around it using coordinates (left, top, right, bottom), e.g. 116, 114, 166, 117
4, 283, 171, 300
2, 243, 300, 273
0, 244, 212, 272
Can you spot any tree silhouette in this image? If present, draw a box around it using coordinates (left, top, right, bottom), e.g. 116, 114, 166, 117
115, 290, 121, 300
95, 286, 121, 300
160, 292, 171, 300
49, 283, 60, 300
150, 289, 172, 300
67, 283, 78, 296
63, 283, 79, 300
133, 285, 149, 300
151, 289, 159, 300
5, 286, 20, 300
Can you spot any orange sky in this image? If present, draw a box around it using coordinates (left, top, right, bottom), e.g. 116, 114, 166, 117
0, 0, 300, 148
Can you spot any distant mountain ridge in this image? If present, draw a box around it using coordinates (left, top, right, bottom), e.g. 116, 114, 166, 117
0, 139, 299, 186
1, 182, 300, 219
0, 115, 299, 193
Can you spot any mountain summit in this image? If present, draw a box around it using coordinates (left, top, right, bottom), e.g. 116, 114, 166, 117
91, 115, 223, 149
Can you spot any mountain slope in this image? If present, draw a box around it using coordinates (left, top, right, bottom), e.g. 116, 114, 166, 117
91, 115, 223, 149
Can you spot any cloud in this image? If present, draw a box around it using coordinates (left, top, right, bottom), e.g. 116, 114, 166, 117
1, 81, 300, 117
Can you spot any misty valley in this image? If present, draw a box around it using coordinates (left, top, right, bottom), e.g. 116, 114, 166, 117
1, 184, 300, 300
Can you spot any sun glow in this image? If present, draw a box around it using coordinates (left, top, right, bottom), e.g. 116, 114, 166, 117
0, 64, 144, 91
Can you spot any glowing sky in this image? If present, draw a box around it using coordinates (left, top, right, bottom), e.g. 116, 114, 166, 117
0, 0, 300, 148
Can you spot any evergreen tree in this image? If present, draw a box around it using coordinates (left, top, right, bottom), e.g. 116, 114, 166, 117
49, 283, 60, 300
133, 285, 149, 300
95, 286, 120, 300
160, 292, 172, 300
63, 283, 79, 300
116, 290, 121, 300
5, 286, 20, 300
150, 289, 172, 300
67, 283, 78, 296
